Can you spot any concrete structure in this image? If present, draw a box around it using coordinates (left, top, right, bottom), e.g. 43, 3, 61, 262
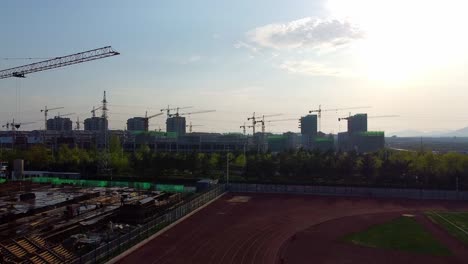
166, 116, 186, 135
337, 113, 384, 152
84, 117, 108, 131
127, 117, 148, 132
338, 131, 384, 153
300, 115, 318, 136
300, 115, 318, 149
267, 132, 301, 152
353, 131, 385, 152
348, 114, 367, 134
46, 117, 72, 131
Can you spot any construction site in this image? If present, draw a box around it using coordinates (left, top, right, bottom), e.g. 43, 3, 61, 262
0, 178, 210, 263
0, 47, 393, 263
0, 46, 393, 155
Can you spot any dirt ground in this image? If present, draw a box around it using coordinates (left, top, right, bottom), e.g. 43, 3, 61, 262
117, 193, 468, 264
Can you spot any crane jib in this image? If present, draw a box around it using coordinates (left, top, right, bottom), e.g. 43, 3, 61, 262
0, 46, 119, 79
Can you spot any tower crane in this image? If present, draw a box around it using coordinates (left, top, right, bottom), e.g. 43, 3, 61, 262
247, 112, 257, 135
160, 106, 193, 117
247, 113, 282, 135
91, 106, 103, 117
40, 106, 64, 130
101, 91, 108, 119
0, 46, 120, 79
75, 117, 83, 130
240, 122, 247, 135
186, 122, 203, 133
2, 119, 35, 131
309, 105, 371, 132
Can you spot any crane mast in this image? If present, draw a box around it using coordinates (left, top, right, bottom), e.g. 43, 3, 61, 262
240, 122, 247, 135
40, 106, 64, 131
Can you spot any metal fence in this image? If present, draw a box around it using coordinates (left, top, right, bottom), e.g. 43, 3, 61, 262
71, 185, 226, 264
228, 183, 468, 200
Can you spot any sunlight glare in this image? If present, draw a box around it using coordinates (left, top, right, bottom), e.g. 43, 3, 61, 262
327, 0, 468, 83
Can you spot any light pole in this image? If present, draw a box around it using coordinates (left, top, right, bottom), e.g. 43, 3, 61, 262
226, 153, 229, 187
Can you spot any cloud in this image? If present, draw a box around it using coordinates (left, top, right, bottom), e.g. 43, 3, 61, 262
247, 17, 363, 51
234, 41, 258, 53
180, 55, 202, 65
188, 55, 201, 63
279, 60, 349, 77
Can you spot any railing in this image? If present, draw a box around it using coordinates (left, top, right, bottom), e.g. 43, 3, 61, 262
71, 185, 225, 264
228, 183, 468, 200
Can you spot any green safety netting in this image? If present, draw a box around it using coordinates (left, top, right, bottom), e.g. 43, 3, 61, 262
29, 177, 187, 192
359, 131, 385, 136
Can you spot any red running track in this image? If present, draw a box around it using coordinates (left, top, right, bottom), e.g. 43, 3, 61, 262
117, 193, 468, 264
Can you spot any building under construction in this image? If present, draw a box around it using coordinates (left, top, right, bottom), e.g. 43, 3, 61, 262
46, 117, 73, 131
84, 117, 108, 131
0, 179, 199, 264
338, 113, 384, 152
166, 116, 187, 135
127, 117, 148, 131
300, 114, 318, 149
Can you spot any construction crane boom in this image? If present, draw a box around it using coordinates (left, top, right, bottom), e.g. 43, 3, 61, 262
309, 105, 371, 132
147, 112, 164, 119
178, 110, 215, 116
55, 113, 75, 118
0, 46, 120, 79
265, 118, 299, 123
160, 106, 193, 117
338, 115, 399, 121
91, 106, 103, 117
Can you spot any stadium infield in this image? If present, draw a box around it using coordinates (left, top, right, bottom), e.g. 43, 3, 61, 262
116, 193, 468, 264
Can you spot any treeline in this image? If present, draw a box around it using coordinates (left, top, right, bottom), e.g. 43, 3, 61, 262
1, 136, 468, 190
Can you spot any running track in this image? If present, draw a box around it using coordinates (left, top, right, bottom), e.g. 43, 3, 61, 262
117, 193, 468, 264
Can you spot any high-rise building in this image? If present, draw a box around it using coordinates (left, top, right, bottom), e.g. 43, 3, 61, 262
300, 114, 318, 148
300, 115, 318, 136
348, 114, 367, 134
84, 117, 108, 131
127, 117, 148, 131
166, 116, 186, 136
46, 117, 72, 131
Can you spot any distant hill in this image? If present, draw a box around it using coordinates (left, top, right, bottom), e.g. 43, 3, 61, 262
389, 127, 468, 137
439, 127, 468, 137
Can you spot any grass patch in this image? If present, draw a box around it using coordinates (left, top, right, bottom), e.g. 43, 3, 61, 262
343, 216, 451, 256
426, 211, 468, 245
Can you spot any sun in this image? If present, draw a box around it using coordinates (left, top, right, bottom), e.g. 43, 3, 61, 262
327, 0, 468, 84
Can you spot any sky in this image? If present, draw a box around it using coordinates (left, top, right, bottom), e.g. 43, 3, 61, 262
1, 0, 468, 135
